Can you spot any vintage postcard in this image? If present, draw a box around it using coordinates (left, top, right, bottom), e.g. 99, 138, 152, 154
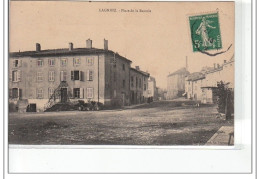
8, 1, 234, 146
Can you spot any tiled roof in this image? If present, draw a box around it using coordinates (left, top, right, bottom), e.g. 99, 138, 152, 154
130, 68, 150, 77
187, 72, 205, 81
9, 47, 132, 63
168, 67, 190, 77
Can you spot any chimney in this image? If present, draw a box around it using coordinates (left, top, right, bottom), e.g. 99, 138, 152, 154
36, 43, 41, 52
224, 60, 227, 63
135, 66, 140, 70
213, 63, 216, 69
69, 42, 73, 51
104, 39, 108, 50
86, 39, 92, 49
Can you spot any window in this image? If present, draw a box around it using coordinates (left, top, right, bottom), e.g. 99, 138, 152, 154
60, 71, 67, 81
37, 59, 43, 67
12, 70, 21, 82
87, 88, 94, 99
122, 64, 125, 71
37, 88, 43, 99
87, 70, 93, 81
144, 84, 147, 91
73, 88, 84, 98
61, 58, 67, 67
71, 70, 84, 81
73, 88, 80, 98
87, 58, 94, 66
73, 58, 81, 66
48, 88, 54, 98
49, 71, 55, 81
37, 72, 43, 82
139, 78, 141, 88
13, 59, 21, 67
11, 88, 18, 98
136, 77, 138, 87
48, 59, 55, 66
123, 80, 125, 88
131, 76, 134, 87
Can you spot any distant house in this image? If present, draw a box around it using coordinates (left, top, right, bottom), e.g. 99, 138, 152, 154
185, 72, 205, 101
148, 76, 158, 101
167, 67, 190, 100
130, 66, 150, 104
185, 55, 234, 104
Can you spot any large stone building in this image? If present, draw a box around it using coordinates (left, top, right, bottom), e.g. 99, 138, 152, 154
9, 39, 138, 112
166, 67, 190, 100
130, 66, 150, 104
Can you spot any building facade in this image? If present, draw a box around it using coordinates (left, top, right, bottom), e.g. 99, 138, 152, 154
148, 76, 158, 101
185, 56, 234, 104
167, 68, 190, 100
130, 66, 150, 104
9, 39, 133, 112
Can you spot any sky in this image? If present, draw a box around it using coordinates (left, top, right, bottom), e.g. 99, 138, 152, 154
9, 1, 234, 89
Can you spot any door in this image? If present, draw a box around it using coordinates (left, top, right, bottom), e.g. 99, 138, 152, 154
27, 103, 36, 112
60, 88, 68, 103
121, 93, 125, 106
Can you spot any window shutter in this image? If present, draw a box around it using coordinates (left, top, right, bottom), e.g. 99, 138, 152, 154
18, 60, 22, 67
9, 89, 12, 98
80, 88, 84, 98
80, 71, 84, 81
12, 60, 16, 67
64, 71, 67, 81
73, 58, 75, 66
79, 71, 81, 81
11, 71, 14, 82
91, 88, 93, 98
89, 70, 93, 81
71, 71, 73, 80
17, 70, 21, 81
19, 88, 22, 99
86, 70, 90, 81
49, 71, 51, 81
87, 88, 93, 98
60, 71, 63, 81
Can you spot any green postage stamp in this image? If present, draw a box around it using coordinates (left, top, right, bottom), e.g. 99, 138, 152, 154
189, 12, 222, 52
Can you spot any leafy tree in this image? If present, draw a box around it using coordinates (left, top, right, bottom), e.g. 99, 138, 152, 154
216, 81, 234, 120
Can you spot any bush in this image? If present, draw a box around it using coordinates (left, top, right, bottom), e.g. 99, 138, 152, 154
9, 102, 18, 112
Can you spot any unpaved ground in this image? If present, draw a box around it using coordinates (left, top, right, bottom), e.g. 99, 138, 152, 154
8, 101, 233, 145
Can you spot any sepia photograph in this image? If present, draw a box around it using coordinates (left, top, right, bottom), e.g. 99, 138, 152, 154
8, 1, 235, 146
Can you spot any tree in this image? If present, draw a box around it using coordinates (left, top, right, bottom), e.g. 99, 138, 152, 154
216, 81, 234, 120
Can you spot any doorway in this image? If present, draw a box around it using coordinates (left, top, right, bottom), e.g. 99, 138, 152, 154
27, 103, 36, 112
60, 88, 68, 103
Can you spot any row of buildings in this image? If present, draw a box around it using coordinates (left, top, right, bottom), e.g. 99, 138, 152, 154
9, 39, 157, 112
167, 55, 234, 104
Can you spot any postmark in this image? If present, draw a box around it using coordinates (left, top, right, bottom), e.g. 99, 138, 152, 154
189, 12, 222, 53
